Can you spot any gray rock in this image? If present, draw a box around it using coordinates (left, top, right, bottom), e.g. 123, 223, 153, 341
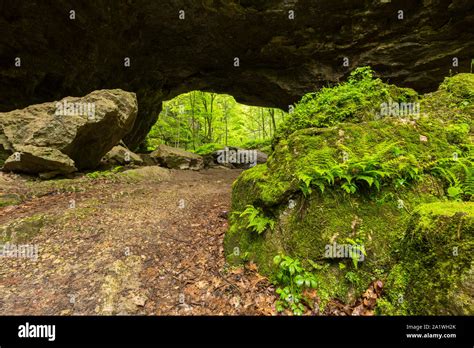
138, 153, 156, 166
150, 144, 203, 170
0, 89, 137, 175
3, 145, 77, 175
103, 145, 143, 166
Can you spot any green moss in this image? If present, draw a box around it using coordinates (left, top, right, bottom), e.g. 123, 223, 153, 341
0, 193, 22, 207
0, 214, 48, 243
225, 69, 474, 314
379, 201, 474, 315
416, 201, 474, 230
276, 67, 419, 141
440, 73, 474, 101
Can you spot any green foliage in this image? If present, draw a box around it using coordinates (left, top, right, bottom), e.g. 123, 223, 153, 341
145, 91, 286, 152
429, 153, 474, 201
276, 66, 418, 139
344, 271, 361, 287
193, 143, 222, 155
273, 254, 318, 315
446, 123, 470, 144
239, 205, 275, 234
344, 237, 367, 269
240, 138, 272, 150
295, 141, 422, 196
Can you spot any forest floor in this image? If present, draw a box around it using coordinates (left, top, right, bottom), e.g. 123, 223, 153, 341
0, 166, 379, 316
0, 167, 277, 315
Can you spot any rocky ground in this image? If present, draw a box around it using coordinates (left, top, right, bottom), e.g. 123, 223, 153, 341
0, 167, 277, 315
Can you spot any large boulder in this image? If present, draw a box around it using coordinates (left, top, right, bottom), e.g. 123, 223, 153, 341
150, 144, 203, 170
224, 71, 474, 314
0, 89, 138, 175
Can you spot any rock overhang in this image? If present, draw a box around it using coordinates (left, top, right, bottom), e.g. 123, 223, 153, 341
1, 0, 473, 148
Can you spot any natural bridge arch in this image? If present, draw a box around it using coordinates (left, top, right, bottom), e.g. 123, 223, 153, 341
1, 0, 473, 149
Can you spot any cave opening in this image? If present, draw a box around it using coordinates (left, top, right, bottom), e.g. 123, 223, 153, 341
141, 90, 288, 158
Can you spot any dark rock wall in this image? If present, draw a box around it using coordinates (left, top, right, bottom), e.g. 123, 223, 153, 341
1, 0, 473, 148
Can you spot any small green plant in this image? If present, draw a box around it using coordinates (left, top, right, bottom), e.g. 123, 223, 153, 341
344, 237, 366, 269
447, 185, 463, 200
344, 271, 361, 286
239, 205, 275, 234
240, 251, 250, 262
295, 141, 421, 196
273, 254, 318, 315
430, 154, 473, 200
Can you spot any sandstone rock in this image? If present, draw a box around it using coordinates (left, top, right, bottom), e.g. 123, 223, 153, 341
150, 144, 204, 170
0, 89, 137, 175
103, 145, 143, 166
202, 154, 217, 168
3, 145, 77, 175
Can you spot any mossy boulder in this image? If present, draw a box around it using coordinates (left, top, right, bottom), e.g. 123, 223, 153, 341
224, 69, 473, 314
377, 202, 474, 315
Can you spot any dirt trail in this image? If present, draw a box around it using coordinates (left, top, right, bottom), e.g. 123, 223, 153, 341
0, 168, 276, 315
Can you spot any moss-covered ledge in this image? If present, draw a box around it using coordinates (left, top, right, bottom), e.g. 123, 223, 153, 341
377, 202, 474, 315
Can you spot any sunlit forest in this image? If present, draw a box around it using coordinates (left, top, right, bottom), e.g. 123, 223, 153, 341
145, 91, 286, 153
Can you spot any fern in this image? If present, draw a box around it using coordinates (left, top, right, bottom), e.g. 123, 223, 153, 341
239, 205, 275, 234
